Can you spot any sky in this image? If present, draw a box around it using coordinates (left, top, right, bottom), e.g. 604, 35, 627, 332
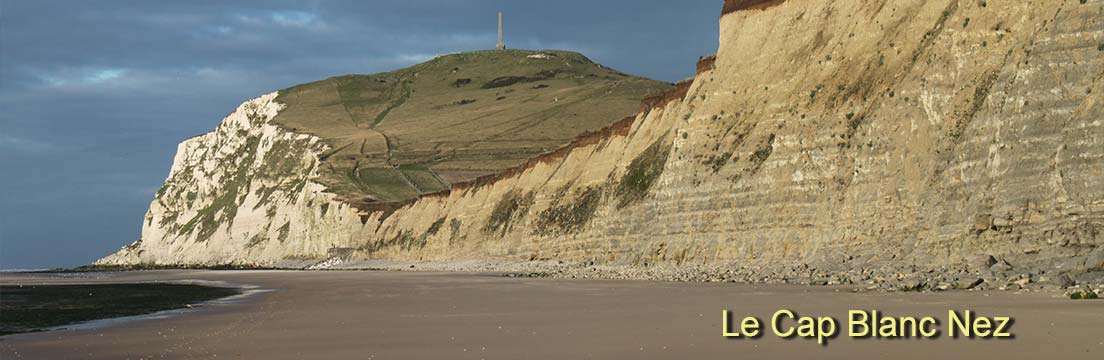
0, 0, 722, 269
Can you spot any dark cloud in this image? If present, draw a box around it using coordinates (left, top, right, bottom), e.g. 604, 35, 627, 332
0, 0, 721, 268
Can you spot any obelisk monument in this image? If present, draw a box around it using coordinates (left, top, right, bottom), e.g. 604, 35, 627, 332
496, 12, 506, 50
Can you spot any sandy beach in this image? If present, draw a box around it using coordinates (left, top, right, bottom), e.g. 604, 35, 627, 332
1, 270, 1102, 359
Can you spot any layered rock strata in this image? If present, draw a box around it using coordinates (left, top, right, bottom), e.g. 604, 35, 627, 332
102, 0, 1104, 288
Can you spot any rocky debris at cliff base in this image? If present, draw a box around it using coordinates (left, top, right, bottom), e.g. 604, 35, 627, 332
306, 257, 344, 270
300, 258, 1104, 296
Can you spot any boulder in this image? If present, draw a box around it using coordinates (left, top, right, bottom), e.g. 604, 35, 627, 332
1051, 274, 1076, 289
956, 278, 985, 290
970, 255, 998, 269
898, 279, 926, 292
990, 259, 1013, 273
1084, 248, 1104, 271
973, 214, 992, 232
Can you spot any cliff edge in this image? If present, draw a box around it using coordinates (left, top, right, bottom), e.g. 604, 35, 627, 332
101, 0, 1104, 289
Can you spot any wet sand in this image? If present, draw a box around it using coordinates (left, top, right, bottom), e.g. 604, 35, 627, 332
1, 270, 1101, 359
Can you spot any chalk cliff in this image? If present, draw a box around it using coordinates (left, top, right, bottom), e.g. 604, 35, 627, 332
101, 0, 1104, 282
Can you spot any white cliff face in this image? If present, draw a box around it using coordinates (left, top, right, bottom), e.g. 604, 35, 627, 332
104, 0, 1103, 276
98, 93, 365, 265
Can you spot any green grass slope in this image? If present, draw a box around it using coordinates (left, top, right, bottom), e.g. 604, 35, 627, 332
273, 50, 673, 205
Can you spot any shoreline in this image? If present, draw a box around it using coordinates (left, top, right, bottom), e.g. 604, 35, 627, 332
2, 270, 1102, 359
0, 278, 262, 337
45, 281, 270, 334
20, 259, 1104, 298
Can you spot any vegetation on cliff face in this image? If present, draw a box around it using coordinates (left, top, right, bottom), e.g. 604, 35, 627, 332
271, 50, 672, 205
616, 139, 672, 208
165, 110, 322, 243
535, 187, 605, 236
176, 134, 261, 242
426, 217, 447, 237
484, 191, 536, 236
357, 230, 425, 254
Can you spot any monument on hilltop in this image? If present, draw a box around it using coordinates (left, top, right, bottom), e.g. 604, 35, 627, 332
496, 12, 506, 50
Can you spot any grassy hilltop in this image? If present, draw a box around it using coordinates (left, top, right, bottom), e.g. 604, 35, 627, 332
272, 50, 673, 205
